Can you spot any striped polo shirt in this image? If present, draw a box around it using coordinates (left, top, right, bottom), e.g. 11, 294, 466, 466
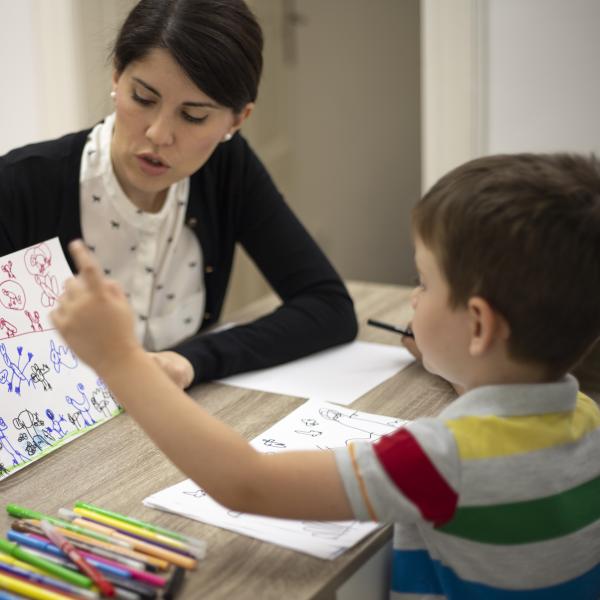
335, 375, 600, 598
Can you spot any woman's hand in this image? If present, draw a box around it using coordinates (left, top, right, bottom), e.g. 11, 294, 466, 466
149, 351, 195, 389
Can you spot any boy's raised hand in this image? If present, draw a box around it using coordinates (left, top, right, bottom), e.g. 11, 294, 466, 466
50, 240, 141, 375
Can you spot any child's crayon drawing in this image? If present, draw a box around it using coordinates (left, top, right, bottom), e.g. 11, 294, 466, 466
0, 238, 122, 482
144, 401, 407, 559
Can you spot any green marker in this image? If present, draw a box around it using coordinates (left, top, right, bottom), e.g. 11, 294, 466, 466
5, 504, 132, 549
75, 501, 206, 551
0, 538, 92, 588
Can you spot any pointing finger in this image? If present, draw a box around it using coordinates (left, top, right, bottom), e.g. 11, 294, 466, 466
68, 240, 104, 290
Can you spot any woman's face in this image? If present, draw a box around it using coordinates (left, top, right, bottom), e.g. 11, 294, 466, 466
111, 48, 252, 211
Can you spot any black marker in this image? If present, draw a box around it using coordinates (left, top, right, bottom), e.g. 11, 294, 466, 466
163, 566, 186, 599
367, 318, 414, 338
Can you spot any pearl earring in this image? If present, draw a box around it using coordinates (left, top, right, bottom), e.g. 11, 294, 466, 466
223, 133, 233, 142
110, 91, 117, 100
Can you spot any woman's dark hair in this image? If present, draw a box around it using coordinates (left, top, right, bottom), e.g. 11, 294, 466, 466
112, 0, 263, 113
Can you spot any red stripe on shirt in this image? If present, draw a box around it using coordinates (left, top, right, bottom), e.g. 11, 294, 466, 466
373, 428, 458, 525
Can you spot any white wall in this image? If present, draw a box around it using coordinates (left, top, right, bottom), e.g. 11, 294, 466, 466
0, 0, 133, 156
0, 1, 43, 154
485, 0, 600, 155
422, 0, 600, 190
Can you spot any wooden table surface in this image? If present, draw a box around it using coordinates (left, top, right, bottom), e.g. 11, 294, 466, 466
0, 281, 456, 599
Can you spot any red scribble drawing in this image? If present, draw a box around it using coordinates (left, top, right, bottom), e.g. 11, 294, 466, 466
1, 261, 15, 279
0, 318, 17, 338
0, 281, 26, 311
24, 310, 43, 332
24, 243, 59, 307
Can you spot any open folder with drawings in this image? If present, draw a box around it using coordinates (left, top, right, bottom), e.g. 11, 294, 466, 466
0, 238, 121, 481
144, 400, 408, 559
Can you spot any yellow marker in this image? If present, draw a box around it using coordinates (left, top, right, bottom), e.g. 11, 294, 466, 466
0, 551, 46, 575
71, 517, 197, 570
73, 506, 192, 555
0, 572, 73, 600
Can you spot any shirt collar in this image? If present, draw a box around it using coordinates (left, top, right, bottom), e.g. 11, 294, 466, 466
439, 374, 579, 420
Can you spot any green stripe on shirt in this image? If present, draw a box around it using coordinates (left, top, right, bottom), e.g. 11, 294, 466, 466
438, 473, 600, 544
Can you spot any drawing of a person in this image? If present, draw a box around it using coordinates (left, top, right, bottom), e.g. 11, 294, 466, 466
13, 409, 52, 451
0, 343, 33, 394
44, 408, 68, 439
0, 417, 29, 465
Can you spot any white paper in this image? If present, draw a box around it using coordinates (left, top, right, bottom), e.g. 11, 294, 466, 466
0, 239, 121, 480
218, 341, 414, 405
144, 401, 408, 559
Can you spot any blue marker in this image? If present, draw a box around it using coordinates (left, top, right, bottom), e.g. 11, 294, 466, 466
0, 591, 24, 600
6, 531, 132, 579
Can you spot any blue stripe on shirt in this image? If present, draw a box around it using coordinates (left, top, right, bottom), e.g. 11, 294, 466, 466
392, 549, 600, 599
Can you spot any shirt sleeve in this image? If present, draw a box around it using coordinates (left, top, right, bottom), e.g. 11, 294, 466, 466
172, 136, 358, 383
334, 418, 461, 524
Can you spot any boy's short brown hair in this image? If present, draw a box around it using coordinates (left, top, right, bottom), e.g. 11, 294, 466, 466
413, 153, 600, 376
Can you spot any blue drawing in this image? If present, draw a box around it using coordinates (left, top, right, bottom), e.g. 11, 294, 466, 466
13, 410, 53, 454
44, 408, 68, 439
65, 383, 96, 427
0, 343, 33, 394
0, 417, 29, 466
49, 339, 78, 373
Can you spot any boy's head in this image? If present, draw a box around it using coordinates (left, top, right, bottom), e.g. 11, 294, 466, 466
412, 153, 600, 379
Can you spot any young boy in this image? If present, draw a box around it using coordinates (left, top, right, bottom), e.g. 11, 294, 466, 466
52, 153, 600, 598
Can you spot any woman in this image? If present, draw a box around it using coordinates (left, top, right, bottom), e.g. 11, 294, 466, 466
0, 0, 357, 388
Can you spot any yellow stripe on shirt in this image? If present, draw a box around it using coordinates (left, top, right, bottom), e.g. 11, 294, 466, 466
446, 392, 600, 460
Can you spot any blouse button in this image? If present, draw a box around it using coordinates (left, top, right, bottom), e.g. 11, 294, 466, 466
186, 217, 198, 228
205, 265, 214, 273
204, 312, 212, 320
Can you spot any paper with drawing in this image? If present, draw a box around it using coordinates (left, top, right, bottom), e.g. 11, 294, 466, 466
0, 238, 121, 481
144, 400, 407, 559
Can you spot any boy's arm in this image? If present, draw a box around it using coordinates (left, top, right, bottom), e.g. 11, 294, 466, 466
52, 242, 354, 521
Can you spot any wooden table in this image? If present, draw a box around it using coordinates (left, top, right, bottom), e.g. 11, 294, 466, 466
0, 281, 456, 599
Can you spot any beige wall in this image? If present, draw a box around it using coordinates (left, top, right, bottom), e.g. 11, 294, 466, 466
1, 0, 420, 314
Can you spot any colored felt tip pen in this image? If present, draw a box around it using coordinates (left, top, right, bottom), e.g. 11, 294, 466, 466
0, 572, 73, 600
367, 318, 414, 338
0, 538, 91, 589
65, 516, 196, 570
0, 561, 100, 600
72, 507, 197, 567
74, 503, 206, 552
17, 519, 146, 572
5, 504, 132, 549
163, 566, 186, 600
40, 520, 116, 598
